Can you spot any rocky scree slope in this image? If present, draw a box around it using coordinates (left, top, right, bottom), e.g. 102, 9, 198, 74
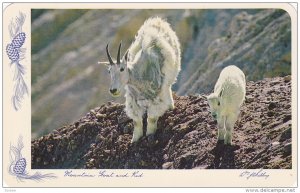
32, 76, 292, 169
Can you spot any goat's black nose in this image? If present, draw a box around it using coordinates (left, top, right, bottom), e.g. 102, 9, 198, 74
110, 88, 117, 93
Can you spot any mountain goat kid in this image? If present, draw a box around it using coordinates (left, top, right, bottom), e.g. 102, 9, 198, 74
102, 17, 181, 143
207, 65, 246, 145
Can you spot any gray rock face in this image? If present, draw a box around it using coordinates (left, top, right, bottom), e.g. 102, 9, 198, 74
177, 9, 291, 95
31, 9, 291, 138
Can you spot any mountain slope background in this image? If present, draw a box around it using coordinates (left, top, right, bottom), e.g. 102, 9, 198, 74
31, 9, 291, 138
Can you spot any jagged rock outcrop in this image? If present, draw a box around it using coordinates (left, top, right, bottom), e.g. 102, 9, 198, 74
32, 76, 292, 169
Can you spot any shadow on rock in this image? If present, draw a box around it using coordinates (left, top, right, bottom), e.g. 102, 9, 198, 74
209, 141, 239, 169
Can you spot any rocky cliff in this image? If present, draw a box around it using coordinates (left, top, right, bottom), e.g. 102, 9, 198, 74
31, 76, 292, 169
177, 9, 291, 95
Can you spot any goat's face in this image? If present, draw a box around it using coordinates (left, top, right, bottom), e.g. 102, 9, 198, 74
105, 42, 129, 97
207, 89, 223, 119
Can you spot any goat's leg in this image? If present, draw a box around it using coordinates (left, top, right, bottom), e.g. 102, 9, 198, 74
125, 96, 144, 143
224, 113, 238, 145
158, 87, 174, 111
217, 116, 225, 141
146, 101, 167, 136
167, 87, 175, 110
131, 118, 143, 143
146, 116, 158, 136
146, 87, 174, 136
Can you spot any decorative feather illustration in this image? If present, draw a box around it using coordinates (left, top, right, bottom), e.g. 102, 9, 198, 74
9, 136, 57, 182
6, 12, 28, 111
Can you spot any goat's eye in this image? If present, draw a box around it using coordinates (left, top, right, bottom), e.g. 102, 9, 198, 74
120, 68, 124, 72
218, 101, 220, 106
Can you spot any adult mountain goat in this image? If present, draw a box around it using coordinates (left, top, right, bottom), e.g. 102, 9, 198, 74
102, 17, 181, 143
207, 65, 246, 145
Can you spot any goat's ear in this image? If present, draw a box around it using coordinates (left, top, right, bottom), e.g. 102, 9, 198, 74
98, 61, 110, 66
219, 88, 224, 98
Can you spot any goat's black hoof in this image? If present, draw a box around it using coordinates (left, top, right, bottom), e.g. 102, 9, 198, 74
211, 140, 225, 154
147, 134, 155, 143
217, 140, 225, 145
225, 144, 240, 151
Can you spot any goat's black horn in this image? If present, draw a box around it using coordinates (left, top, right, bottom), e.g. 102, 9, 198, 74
117, 41, 122, 64
106, 43, 114, 64
124, 50, 129, 61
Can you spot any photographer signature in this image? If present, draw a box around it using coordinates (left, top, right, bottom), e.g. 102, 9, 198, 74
239, 169, 270, 180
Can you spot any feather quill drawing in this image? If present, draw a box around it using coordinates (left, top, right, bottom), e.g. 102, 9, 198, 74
6, 12, 28, 111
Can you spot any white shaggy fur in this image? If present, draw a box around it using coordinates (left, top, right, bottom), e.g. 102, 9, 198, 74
207, 65, 246, 145
105, 17, 181, 143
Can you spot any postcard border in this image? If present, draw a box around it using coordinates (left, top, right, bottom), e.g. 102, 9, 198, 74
2, 1, 298, 188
